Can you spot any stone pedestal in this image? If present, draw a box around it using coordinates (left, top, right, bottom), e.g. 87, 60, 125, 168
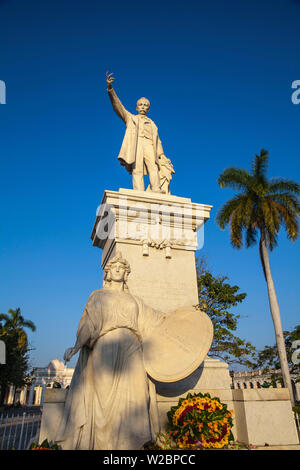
154, 357, 232, 395
39, 187, 299, 448
39, 389, 67, 444
91, 188, 212, 312
232, 389, 299, 446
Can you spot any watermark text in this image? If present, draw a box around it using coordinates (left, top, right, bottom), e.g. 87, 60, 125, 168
94, 196, 205, 253
0, 340, 6, 364
291, 80, 300, 105
291, 340, 300, 366
0, 80, 6, 104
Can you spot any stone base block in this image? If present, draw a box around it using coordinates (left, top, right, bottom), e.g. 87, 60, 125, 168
39, 389, 67, 444
91, 188, 212, 313
39, 370, 300, 448
232, 388, 299, 446
154, 357, 232, 394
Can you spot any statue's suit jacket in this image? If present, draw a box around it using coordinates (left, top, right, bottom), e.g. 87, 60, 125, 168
108, 88, 164, 175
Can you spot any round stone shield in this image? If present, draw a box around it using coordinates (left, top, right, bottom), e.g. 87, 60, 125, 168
143, 306, 214, 383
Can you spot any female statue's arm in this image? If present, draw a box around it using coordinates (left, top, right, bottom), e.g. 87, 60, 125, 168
63, 305, 96, 362
64, 318, 92, 363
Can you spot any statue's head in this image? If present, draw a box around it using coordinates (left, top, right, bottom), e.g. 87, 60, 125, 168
136, 97, 150, 115
103, 252, 131, 289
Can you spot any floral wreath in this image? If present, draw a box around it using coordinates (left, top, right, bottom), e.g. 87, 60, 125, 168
167, 392, 234, 449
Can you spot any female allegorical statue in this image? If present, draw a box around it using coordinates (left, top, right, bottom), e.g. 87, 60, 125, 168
55, 252, 165, 450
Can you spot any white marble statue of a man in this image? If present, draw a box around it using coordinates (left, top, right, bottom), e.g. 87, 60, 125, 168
106, 72, 167, 193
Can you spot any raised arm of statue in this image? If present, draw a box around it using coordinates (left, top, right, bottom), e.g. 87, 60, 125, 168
106, 71, 129, 124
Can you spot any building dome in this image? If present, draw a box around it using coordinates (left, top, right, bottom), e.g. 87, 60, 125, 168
47, 359, 65, 372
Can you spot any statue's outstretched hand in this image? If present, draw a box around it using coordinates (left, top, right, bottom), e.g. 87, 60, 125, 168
64, 347, 75, 363
106, 71, 114, 90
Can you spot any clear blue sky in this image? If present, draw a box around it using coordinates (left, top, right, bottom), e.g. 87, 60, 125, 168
0, 0, 299, 370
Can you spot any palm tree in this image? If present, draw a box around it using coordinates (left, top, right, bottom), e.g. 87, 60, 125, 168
0, 307, 36, 349
216, 149, 300, 405
0, 308, 36, 404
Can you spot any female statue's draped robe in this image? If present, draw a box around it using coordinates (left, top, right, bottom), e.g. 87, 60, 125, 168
55, 288, 165, 450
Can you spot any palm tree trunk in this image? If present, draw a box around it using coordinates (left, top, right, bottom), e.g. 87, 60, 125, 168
0, 382, 7, 405
259, 233, 295, 406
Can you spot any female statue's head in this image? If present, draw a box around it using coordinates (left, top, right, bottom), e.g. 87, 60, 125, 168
103, 252, 131, 290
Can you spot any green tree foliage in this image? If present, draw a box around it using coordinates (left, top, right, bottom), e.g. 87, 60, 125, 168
0, 308, 36, 405
196, 259, 256, 367
255, 325, 300, 376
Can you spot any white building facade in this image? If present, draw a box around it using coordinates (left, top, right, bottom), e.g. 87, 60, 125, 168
3, 359, 74, 407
